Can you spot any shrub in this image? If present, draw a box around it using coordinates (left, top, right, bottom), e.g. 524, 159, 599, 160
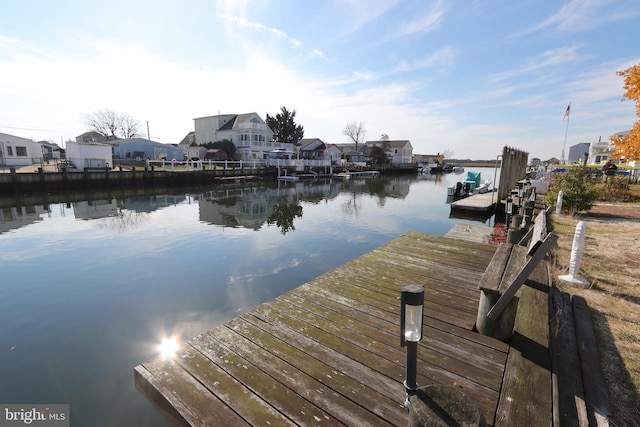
598, 176, 640, 202
546, 166, 599, 214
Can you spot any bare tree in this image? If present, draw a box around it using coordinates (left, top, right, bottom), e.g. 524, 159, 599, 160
83, 109, 141, 140
343, 121, 367, 151
119, 113, 141, 138
441, 149, 455, 160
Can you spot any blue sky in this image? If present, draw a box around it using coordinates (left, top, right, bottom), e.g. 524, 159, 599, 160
0, 0, 638, 160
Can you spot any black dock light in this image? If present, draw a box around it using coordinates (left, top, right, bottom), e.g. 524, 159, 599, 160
516, 181, 524, 207
510, 190, 519, 214
505, 196, 513, 230
401, 283, 424, 406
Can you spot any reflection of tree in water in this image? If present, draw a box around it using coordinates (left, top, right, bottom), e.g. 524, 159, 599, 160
365, 179, 388, 207
267, 200, 303, 234
341, 192, 362, 216
104, 209, 150, 231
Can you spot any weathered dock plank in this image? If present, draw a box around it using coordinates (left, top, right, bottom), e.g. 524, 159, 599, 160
446, 223, 495, 244
494, 256, 552, 426
135, 232, 509, 426
450, 193, 497, 211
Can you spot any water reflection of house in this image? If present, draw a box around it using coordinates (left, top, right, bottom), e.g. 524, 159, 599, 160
119, 195, 187, 213
380, 176, 411, 198
196, 182, 338, 229
198, 187, 270, 230
72, 199, 119, 220
0, 205, 48, 234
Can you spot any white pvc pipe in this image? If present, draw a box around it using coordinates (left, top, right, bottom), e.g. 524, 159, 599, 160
556, 190, 563, 216
558, 221, 589, 287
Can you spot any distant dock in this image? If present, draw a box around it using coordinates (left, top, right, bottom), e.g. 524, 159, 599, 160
450, 192, 497, 212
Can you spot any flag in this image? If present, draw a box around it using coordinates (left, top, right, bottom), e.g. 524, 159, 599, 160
561, 104, 570, 123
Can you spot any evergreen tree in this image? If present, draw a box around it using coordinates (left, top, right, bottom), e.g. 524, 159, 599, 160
266, 106, 304, 144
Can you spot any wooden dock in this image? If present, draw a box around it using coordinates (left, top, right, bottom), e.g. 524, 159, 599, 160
450, 192, 497, 212
135, 232, 510, 426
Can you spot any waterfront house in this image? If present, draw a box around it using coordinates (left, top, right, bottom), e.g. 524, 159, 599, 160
325, 144, 343, 165
298, 138, 328, 161
178, 132, 196, 150
332, 143, 368, 165
365, 139, 413, 164
204, 149, 228, 161
0, 132, 46, 167
193, 113, 279, 161
567, 142, 591, 164
117, 138, 184, 161
39, 140, 63, 162
186, 146, 208, 160
76, 131, 108, 143
66, 141, 113, 169
414, 153, 444, 166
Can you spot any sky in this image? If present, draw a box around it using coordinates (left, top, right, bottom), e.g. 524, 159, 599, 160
0, 0, 638, 161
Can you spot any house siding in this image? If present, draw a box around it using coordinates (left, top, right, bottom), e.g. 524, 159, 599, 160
0, 132, 43, 167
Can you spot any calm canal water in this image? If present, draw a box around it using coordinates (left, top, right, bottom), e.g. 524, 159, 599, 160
0, 169, 496, 426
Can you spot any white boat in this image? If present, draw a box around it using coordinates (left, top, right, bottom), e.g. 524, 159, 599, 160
277, 174, 299, 181
333, 173, 351, 180
452, 166, 464, 173
447, 171, 491, 198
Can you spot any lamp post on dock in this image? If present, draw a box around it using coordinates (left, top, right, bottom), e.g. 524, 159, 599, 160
401, 283, 424, 407
505, 196, 513, 231
516, 181, 524, 209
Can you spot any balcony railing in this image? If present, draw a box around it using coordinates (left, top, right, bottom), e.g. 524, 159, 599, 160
237, 123, 269, 131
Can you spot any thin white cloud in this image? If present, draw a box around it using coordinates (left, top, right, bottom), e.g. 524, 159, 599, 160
352, 71, 375, 81
392, 0, 444, 38
311, 49, 325, 58
392, 47, 456, 73
335, 0, 399, 37
217, 13, 303, 47
527, 0, 639, 34
492, 44, 585, 82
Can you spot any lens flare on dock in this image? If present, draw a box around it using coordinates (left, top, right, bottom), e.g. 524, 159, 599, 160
158, 336, 180, 358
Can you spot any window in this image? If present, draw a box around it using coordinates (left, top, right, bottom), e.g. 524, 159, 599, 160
7, 146, 13, 156
16, 146, 27, 156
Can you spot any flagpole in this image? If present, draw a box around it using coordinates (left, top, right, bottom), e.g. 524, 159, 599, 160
561, 102, 571, 163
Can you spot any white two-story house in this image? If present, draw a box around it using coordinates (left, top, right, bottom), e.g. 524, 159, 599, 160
194, 113, 282, 160
365, 140, 414, 164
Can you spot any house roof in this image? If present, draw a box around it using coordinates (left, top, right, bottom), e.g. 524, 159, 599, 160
179, 132, 195, 146
365, 139, 412, 149
299, 138, 326, 150
76, 131, 104, 139
117, 138, 169, 148
218, 116, 237, 131
214, 113, 264, 131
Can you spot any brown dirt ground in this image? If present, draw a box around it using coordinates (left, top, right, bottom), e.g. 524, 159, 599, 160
582, 203, 640, 221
